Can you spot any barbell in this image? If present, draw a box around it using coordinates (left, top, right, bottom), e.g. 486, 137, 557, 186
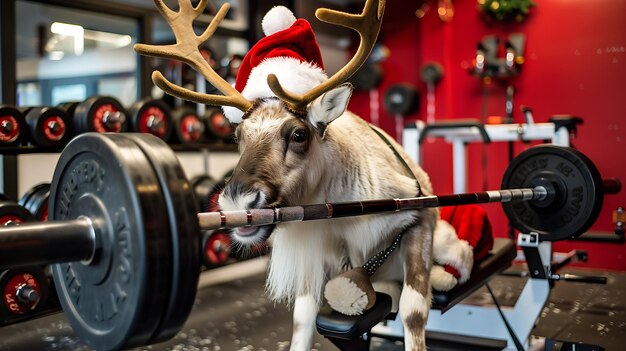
0, 132, 619, 350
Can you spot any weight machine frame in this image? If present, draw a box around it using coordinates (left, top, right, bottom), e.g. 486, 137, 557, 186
386, 119, 606, 350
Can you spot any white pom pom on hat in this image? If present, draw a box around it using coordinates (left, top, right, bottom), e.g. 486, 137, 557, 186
262, 6, 297, 36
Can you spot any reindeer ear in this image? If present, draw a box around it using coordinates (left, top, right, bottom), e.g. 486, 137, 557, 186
308, 83, 353, 133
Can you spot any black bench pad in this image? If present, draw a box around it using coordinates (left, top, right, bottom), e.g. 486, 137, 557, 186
316, 292, 392, 340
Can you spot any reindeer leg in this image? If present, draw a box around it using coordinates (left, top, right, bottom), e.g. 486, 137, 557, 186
399, 223, 434, 351
290, 294, 318, 351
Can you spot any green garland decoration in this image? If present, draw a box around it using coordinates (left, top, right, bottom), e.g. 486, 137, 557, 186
479, 0, 536, 23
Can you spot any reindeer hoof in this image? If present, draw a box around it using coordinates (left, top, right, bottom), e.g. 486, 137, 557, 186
324, 267, 376, 315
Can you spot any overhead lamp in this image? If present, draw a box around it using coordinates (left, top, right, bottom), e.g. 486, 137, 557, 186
50, 22, 84, 56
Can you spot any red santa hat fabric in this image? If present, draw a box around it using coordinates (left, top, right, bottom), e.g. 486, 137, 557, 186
223, 6, 327, 123
431, 205, 494, 290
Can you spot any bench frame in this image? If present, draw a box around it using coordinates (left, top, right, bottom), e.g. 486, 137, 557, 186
370, 233, 550, 350
316, 234, 553, 350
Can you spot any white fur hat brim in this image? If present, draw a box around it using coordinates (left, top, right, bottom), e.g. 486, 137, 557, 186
223, 57, 327, 123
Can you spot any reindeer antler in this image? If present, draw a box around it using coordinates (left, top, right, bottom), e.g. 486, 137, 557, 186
134, 0, 252, 112
267, 0, 385, 111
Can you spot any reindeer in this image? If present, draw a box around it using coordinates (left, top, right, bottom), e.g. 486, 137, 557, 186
136, 0, 437, 350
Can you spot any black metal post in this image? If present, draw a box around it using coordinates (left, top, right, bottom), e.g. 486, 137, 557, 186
0, 0, 18, 200
0, 0, 16, 105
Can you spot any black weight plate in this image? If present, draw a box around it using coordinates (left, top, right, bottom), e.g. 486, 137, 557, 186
171, 108, 205, 144
204, 108, 234, 141
383, 84, 420, 116
0, 201, 35, 225
49, 133, 172, 350
349, 63, 383, 91
18, 183, 50, 221
18, 185, 42, 212
25, 184, 50, 221
190, 174, 217, 212
0, 105, 26, 147
124, 133, 201, 343
57, 102, 80, 136
74, 96, 128, 134
0, 193, 6, 201
501, 145, 604, 241
128, 98, 173, 141
23, 107, 71, 149
57, 101, 80, 117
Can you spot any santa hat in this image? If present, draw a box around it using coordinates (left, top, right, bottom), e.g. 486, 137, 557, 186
223, 6, 328, 123
431, 205, 494, 291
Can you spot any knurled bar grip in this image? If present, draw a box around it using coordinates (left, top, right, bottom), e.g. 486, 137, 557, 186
197, 187, 546, 230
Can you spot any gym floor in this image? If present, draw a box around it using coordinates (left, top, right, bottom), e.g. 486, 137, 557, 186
0, 257, 624, 351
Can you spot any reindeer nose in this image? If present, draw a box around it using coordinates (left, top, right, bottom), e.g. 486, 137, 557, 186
223, 179, 265, 209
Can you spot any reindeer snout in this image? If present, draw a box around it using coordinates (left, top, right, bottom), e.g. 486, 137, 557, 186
219, 179, 268, 211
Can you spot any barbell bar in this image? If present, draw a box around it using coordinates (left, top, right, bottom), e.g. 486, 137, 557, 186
1, 180, 620, 268
0, 186, 551, 269
0, 132, 619, 350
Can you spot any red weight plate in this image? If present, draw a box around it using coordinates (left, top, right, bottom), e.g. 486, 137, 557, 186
0, 116, 20, 143
128, 99, 172, 141
0, 105, 25, 146
42, 115, 66, 141
74, 96, 128, 134
93, 103, 124, 133
171, 108, 205, 144
204, 231, 232, 266
205, 108, 233, 140
180, 114, 204, 142
2, 271, 43, 314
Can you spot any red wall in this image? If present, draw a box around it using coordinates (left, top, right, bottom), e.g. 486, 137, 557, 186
348, 0, 626, 270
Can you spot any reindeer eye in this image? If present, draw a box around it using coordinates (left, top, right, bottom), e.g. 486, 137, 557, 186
291, 129, 307, 143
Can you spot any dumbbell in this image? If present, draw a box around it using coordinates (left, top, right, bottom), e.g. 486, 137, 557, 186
0, 105, 26, 147
18, 183, 51, 222
204, 107, 234, 142
21, 107, 71, 149
170, 107, 206, 144
0, 201, 49, 324
0, 132, 620, 351
0, 200, 34, 226
0, 266, 50, 325
127, 98, 173, 141
60, 96, 128, 134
